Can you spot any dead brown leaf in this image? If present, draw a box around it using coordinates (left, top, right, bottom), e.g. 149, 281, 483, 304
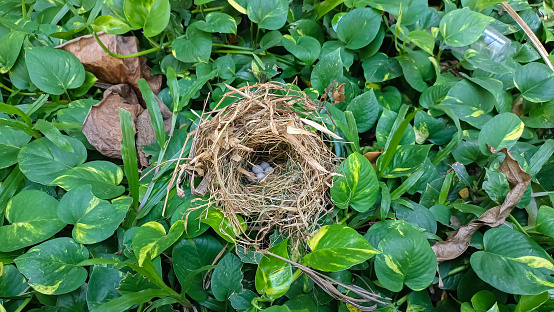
83, 84, 172, 166
83, 84, 143, 160
56, 32, 162, 104
432, 147, 532, 262
364, 151, 382, 171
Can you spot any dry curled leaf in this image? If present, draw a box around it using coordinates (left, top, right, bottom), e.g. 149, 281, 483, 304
83, 84, 143, 160
83, 84, 172, 166
432, 147, 532, 262
56, 32, 162, 104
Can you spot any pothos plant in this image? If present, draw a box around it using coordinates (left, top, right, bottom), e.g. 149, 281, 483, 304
1, 0, 554, 311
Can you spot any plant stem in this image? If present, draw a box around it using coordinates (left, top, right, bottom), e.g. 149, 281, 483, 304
436, 40, 446, 63
191, 6, 224, 14
21, 0, 27, 19
212, 43, 253, 50
13, 297, 32, 312
212, 49, 253, 55
0, 82, 39, 96
291, 269, 303, 282
395, 293, 409, 307
92, 31, 163, 58
509, 214, 529, 236
445, 264, 469, 277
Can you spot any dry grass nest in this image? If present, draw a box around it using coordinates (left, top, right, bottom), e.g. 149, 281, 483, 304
174, 82, 339, 247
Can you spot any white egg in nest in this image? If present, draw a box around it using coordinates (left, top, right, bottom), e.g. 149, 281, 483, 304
252, 162, 274, 181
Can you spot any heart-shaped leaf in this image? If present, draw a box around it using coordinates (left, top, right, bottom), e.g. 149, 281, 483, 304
196, 12, 237, 34
58, 185, 131, 244
368, 220, 437, 292
124, 0, 170, 37
15, 237, 89, 295
0, 126, 31, 169
439, 8, 494, 47
471, 227, 554, 295
514, 63, 554, 103
282, 35, 321, 66
172, 30, 212, 64
0, 190, 65, 252
25, 47, 85, 95
18, 136, 87, 185
211, 253, 243, 301
247, 0, 288, 30
304, 224, 379, 271
330, 152, 380, 212
52, 161, 125, 199
132, 221, 185, 266
336, 7, 381, 49
0, 31, 26, 74
255, 239, 292, 299
478, 113, 524, 154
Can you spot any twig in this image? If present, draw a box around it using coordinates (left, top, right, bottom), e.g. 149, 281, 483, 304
501, 1, 554, 71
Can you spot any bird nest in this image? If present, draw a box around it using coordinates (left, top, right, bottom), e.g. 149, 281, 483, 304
174, 82, 338, 247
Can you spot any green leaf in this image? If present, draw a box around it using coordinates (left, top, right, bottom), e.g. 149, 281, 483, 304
15, 237, 89, 295
362, 53, 403, 83
92, 15, 132, 34
196, 12, 237, 34
345, 89, 380, 132
282, 35, 321, 67
482, 169, 509, 203
18, 136, 87, 185
396, 51, 432, 92
0, 127, 31, 169
368, 0, 428, 26
34, 120, 74, 152
138, 78, 166, 148
369, 220, 437, 292
25, 47, 85, 95
303, 224, 379, 271
514, 63, 554, 103
201, 208, 246, 243
437, 80, 493, 129
119, 108, 140, 214
478, 113, 524, 154
255, 239, 292, 300
86, 266, 125, 310
52, 160, 125, 200
439, 8, 494, 47
91, 289, 170, 312
0, 31, 26, 74
310, 49, 343, 93
211, 253, 243, 301
375, 108, 415, 149
470, 227, 554, 295
330, 152, 379, 212
380, 144, 431, 178
336, 7, 381, 49
170, 196, 209, 238
0, 190, 65, 252
407, 30, 435, 55
173, 235, 223, 301
247, 0, 288, 30
536, 206, 554, 239
124, 0, 170, 37
515, 291, 549, 312
521, 99, 554, 128
57, 185, 131, 244
172, 26, 212, 63
0, 264, 28, 297
132, 221, 185, 266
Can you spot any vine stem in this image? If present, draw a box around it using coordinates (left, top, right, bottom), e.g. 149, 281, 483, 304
92, 31, 165, 59
0, 81, 40, 96
508, 214, 529, 236
191, 6, 224, 14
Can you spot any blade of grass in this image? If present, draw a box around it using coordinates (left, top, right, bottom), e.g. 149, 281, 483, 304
34, 119, 73, 152
379, 182, 391, 220
138, 78, 166, 149
316, 0, 346, 19
120, 108, 140, 228
377, 105, 420, 178
0, 166, 24, 224
438, 170, 455, 205
390, 167, 425, 200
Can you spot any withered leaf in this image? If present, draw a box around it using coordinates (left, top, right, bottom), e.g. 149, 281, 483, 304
83, 84, 172, 167
56, 32, 162, 104
83, 84, 143, 160
432, 147, 532, 262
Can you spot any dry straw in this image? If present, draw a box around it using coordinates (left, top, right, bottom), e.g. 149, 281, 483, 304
173, 82, 339, 247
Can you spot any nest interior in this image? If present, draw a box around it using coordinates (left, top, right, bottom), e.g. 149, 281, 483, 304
180, 83, 338, 246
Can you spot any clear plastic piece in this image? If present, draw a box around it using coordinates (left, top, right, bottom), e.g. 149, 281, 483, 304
444, 26, 516, 62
